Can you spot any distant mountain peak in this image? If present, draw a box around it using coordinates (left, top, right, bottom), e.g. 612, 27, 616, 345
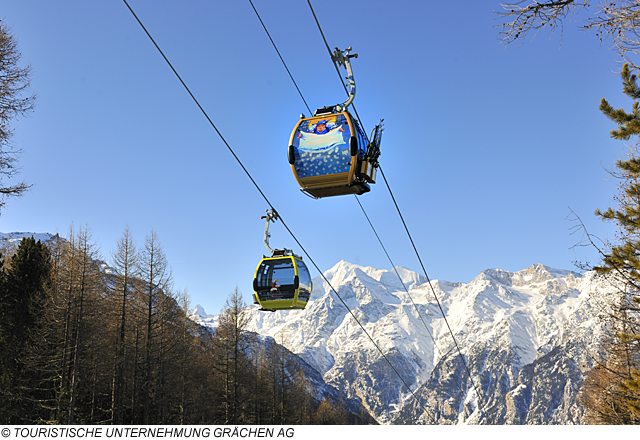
190, 304, 208, 319
322, 260, 426, 292
473, 264, 579, 289
190, 260, 607, 424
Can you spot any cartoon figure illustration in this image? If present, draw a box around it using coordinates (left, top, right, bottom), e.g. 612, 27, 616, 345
292, 114, 352, 178
296, 116, 345, 151
314, 121, 329, 134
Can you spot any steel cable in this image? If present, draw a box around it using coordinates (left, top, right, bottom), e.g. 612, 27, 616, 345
122, 0, 435, 423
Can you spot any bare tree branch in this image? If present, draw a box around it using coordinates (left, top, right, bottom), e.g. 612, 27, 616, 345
496, 1, 589, 45
0, 20, 35, 213
495, 1, 640, 69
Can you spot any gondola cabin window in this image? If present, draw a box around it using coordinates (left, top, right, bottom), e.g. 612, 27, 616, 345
255, 258, 296, 299
296, 262, 312, 302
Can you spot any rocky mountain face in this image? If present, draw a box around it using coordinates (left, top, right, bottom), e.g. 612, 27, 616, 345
390, 263, 609, 425
194, 261, 612, 425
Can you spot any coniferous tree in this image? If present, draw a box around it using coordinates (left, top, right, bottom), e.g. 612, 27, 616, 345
175, 288, 202, 424
0, 227, 370, 424
154, 286, 182, 423
52, 226, 80, 422
0, 236, 52, 423
66, 226, 103, 424
579, 63, 640, 423
582, 327, 640, 423
109, 226, 138, 424
250, 343, 272, 424
313, 398, 347, 424
214, 287, 255, 424
264, 330, 299, 424
138, 230, 172, 424
290, 367, 314, 424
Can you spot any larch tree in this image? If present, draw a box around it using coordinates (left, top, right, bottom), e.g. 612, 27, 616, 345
175, 287, 199, 424
66, 226, 103, 424
138, 229, 172, 424
313, 398, 347, 425
214, 287, 255, 424
0, 20, 35, 212
53, 225, 81, 421
495, 1, 640, 70
264, 330, 300, 424
109, 226, 139, 424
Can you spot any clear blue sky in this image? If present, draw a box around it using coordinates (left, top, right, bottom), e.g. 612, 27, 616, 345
0, 0, 628, 315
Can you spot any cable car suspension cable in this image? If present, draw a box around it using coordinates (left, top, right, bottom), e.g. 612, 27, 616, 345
306, 0, 369, 140
123, 0, 434, 423
249, 0, 470, 417
247, 0, 439, 420
353, 196, 467, 396
305, 0, 488, 416
250, 0, 480, 420
378, 166, 488, 413
247, 0, 312, 116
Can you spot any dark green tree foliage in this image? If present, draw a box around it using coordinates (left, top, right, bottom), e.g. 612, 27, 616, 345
582, 63, 640, 423
0, 237, 52, 423
601, 64, 640, 141
597, 65, 640, 294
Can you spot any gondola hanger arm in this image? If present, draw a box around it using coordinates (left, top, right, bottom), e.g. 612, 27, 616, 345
261, 209, 279, 255
260, 209, 294, 256
332, 47, 357, 112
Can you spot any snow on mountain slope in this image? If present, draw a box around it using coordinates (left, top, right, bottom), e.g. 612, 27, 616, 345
3, 230, 611, 424
192, 261, 613, 424
0, 231, 58, 245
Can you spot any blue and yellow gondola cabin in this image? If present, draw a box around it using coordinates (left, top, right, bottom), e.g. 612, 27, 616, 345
287, 109, 377, 199
253, 252, 313, 311
287, 47, 383, 198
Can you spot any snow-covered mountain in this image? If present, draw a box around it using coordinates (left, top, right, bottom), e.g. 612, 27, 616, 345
0, 231, 58, 245
193, 260, 612, 425
0, 232, 117, 274
4, 231, 612, 424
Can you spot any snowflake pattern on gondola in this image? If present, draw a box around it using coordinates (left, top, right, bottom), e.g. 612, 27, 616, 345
292, 114, 351, 178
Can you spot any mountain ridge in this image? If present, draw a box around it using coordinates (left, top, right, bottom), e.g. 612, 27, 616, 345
194, 260, 608, 424
2, 231, 612, 424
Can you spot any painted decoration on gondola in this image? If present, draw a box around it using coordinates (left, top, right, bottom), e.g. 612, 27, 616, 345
292, 114, 352, 178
